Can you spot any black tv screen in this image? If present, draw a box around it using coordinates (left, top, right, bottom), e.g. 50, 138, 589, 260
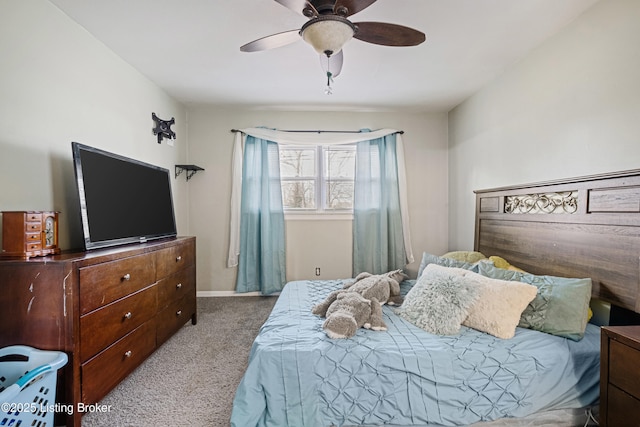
72, 142, 177, 250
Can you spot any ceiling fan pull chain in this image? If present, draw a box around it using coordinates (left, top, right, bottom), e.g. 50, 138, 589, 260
324, 54, 335, 95
325, 71, 334, 95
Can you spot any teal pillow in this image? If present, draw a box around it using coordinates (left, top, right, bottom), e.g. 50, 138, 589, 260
417, 252, 483, 278
477, 263, 592, 341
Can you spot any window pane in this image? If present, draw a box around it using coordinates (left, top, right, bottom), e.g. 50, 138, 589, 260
326, 181, 354, 210
282, 180, 315, 209
280, 148, 316, 178
279, 145, 355, 213
325, 148, 355, 179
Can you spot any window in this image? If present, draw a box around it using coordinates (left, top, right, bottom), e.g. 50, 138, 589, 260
279, 145, 355, 213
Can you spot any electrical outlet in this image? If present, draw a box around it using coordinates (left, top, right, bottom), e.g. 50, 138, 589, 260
315, 267, 321, 276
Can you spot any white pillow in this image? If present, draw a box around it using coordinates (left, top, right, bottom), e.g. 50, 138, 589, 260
462, 273, 538, 339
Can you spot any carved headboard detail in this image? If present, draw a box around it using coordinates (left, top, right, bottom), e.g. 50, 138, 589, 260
474, 169, 640, 313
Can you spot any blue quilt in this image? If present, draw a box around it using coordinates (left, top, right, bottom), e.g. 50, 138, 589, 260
231, 280, 600, 427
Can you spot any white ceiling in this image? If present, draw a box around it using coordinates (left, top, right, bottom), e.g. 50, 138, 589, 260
48, 0, 599, 112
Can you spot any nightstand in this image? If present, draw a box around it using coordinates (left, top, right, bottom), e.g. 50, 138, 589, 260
600, 325, 640, 427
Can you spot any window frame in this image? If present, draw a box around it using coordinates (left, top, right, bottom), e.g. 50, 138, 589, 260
279, 144, 355, 218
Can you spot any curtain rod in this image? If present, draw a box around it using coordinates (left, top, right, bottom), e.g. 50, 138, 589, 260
230, 129, 404, 135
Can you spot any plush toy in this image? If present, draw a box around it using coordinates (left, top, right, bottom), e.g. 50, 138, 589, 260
442, 251, 487, 263
488, 255, 526, 272
311, 269, 407, 339
342, 269, 408, 306
315, 292, 387, 339
312, 270, 407, 317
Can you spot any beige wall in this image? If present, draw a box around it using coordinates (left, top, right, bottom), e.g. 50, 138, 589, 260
0, 1, 188, 250
186, 107, 449, 293
10, 0, 629, 297
448, 0, 640, 250
2, 1, 447, 296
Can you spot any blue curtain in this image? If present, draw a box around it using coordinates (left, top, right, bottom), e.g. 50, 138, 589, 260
353, 133, 407, 275
236, 136, 286, 294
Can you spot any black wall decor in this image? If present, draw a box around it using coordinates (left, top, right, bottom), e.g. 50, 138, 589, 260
152, 112, 176, 144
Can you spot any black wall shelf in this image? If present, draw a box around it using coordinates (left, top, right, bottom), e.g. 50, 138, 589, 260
175, 165, 204, 181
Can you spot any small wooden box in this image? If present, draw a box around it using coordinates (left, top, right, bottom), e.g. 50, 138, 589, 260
1, 211, 61, 259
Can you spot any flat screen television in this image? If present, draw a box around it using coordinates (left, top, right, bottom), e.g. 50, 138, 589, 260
71, 142, 177, 250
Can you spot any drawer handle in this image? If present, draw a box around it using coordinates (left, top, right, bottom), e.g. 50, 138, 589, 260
124, 312, 132, 320
176, 310, 182, 317
122, 273, 131, 281
176, 256, 182, 262
124, 350, 132, 358
176, 283, 182, 289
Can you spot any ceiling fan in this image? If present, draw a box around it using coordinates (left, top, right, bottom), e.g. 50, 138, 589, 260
240, 0, 426, 93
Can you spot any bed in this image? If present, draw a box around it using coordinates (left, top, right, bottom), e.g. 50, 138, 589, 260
231, 169, 640, 427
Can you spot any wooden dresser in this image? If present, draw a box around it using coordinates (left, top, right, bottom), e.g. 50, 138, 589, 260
0, 236, 197, 427
600, 325, 640, 427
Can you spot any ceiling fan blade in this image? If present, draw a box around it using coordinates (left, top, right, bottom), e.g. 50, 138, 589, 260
273, 0, 318, 17
240, 30, 301, 52
320, 50, 344, 78
333, 0, 377, 17
353, 22, 426, 46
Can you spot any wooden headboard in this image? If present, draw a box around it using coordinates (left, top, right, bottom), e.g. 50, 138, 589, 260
474, 169, 640, 314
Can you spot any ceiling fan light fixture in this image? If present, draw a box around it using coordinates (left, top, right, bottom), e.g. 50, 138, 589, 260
300, 15, 356, 56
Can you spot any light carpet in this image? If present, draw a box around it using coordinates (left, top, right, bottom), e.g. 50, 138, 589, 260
82, 296, 277, 427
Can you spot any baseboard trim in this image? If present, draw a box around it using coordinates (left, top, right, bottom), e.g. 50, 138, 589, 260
197, 291, 279, 297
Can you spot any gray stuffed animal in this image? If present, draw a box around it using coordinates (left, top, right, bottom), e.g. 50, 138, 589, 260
316, 292, 387, 339
342, 269, 408, 306
311, 269, 408, 318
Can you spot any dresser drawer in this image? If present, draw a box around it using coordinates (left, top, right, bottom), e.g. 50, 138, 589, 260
80, 285, 157, 361
156, 241, 194, 279
609, 339, 640, 398
156, 294, 196, 345
79, 252, 156, 314
157, 265, 195, 308
81, 321, 156, 404
607, 385, 640, 426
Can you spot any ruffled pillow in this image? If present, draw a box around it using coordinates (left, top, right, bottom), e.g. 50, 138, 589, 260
416, 252, 484, 278
477, 263, 592, 341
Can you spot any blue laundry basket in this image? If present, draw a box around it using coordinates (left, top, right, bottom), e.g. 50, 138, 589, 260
0, 345, 68, 427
